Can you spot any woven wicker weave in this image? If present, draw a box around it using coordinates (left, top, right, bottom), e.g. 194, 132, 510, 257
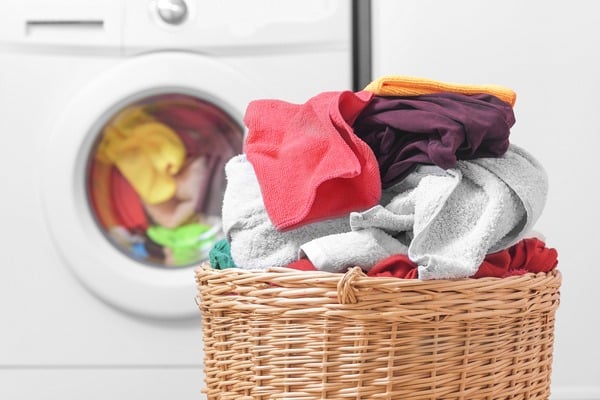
195, 262, 561, 400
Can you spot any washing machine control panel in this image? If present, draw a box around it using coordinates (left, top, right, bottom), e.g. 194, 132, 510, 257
0, 0, 350, 54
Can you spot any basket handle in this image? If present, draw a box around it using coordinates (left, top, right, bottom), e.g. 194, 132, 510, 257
337, 266, 366, 304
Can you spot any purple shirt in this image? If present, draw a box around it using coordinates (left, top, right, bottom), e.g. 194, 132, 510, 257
353, 92, 515, 188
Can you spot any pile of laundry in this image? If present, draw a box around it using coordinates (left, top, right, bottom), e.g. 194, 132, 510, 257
209, 75, 558, 280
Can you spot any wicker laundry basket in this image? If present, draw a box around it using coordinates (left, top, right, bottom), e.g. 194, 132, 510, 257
195, 262, 561, 400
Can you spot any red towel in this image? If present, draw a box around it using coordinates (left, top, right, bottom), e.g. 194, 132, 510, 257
367, 238, 558, 279
473, 237, 558, 278
244, 90, 381, 231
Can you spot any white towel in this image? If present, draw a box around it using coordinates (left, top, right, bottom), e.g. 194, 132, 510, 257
222, 155, 350, 269
409, 161, 525, 279
468, 144, 548, 251
299, 228, 408, 273
303, 144, 547, 279
300, 166, 455, 273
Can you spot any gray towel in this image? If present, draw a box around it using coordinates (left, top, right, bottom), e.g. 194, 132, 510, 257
468, 144, 548, 251
409, 160, 525, 279
303, 144, 547, 279
222, 155, 350, 269
299, 166, 454, 273
299, 228, 408, 273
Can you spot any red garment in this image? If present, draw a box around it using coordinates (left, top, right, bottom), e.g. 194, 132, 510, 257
88, 160, 121, 229
367, 254, 419, 279
473, 238, 558, 278
244, 90, 381, 231
286, 259, 318, 271
367, 238, 558, 279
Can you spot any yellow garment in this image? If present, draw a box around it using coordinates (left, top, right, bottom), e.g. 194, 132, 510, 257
96, 107, 156, 164
364, 75, 517, 107
96, 107, 186, 205
113, 106, 156, 131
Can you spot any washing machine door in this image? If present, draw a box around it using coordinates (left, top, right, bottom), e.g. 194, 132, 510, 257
41, 52, 256, 319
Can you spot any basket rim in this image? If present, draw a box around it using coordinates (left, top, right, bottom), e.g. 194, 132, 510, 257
195, 261, 561, 291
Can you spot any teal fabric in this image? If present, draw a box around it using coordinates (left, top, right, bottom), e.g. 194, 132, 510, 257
209, 239, 237, 270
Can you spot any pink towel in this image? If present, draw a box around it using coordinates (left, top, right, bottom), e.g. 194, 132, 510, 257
244, 90, 381, 230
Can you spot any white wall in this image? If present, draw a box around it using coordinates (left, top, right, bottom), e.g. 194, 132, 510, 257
372, 1, 600, 398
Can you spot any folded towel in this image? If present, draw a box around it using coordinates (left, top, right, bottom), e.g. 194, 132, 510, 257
222, 155, 351, 269
353, 92, 515, 188
364, 75, 517, 107
243, 90, 381, 231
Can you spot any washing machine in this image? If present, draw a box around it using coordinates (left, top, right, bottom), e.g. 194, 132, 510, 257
0, 0, 352, 398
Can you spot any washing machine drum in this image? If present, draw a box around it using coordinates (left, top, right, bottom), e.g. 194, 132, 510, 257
42, 53, 255, 319
88, 93, 241, 268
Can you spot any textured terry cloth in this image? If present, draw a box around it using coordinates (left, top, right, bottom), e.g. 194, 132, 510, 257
409, 161, 525, 279
307, 145, 548, 279
364, 75, 517, 107
468, 144, 548, 251
243, 90, 381, 231
209, 239, 237, 270
353, 93, 515, 188
222, 155, 351, 270
367, 237, 557, 279
301, 166, 447, 273
299, 228, 408, 273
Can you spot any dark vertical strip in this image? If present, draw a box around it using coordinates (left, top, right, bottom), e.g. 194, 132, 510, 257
352, 0, 372, 91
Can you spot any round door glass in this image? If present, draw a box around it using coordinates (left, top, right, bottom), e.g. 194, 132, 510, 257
86, 93, 243, 268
